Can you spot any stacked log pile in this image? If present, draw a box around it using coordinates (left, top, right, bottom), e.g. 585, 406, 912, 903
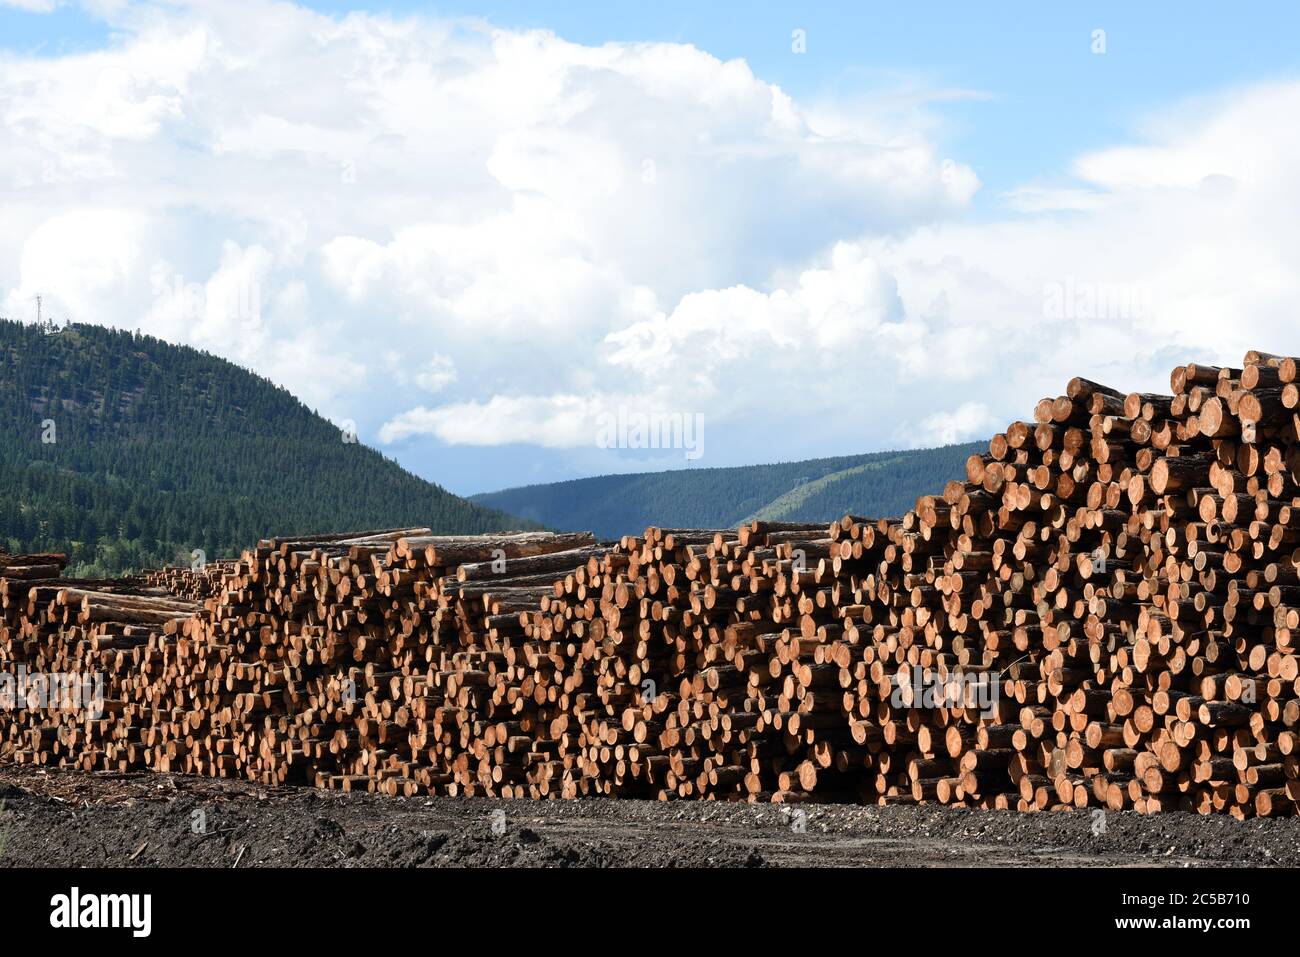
0, 551, 68, 581
0, 569, 199, 769
143, 560, 240, 601
2, 349, 1300, 818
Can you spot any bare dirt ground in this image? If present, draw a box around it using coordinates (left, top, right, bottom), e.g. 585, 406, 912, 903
1, 765, 1297, 868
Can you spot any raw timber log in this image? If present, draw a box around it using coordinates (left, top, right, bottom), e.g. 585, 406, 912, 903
456, 545, 610, 582
400, 530, 596, 565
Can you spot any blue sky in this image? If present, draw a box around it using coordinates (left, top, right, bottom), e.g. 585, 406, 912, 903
3, 1, 1299, 495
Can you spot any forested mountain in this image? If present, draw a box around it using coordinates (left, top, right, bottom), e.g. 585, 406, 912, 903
0, 318, 530, 575
472, 442, 985, 540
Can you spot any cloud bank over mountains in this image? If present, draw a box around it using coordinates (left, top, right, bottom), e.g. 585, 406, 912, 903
3, 1, 1297, 490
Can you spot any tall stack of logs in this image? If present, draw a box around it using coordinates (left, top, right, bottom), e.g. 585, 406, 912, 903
2, 349, 1300, 818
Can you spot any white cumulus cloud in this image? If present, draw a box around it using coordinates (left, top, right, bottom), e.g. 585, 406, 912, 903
416, 354, 458, 394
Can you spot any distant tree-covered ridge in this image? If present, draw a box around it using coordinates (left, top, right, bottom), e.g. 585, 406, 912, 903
472, 442, 986, 540
0, 317, 532, 576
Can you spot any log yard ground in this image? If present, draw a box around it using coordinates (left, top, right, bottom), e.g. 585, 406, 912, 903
1, 765, 1297, 868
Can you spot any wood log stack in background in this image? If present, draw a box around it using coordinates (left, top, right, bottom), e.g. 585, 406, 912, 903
2, 349, 1300, 818
0, 551, 69, 581
143, 559, 240, 601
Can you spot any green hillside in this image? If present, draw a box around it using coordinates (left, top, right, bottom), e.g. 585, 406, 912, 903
472, 442, 985, 540
0, 318, 531, 575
